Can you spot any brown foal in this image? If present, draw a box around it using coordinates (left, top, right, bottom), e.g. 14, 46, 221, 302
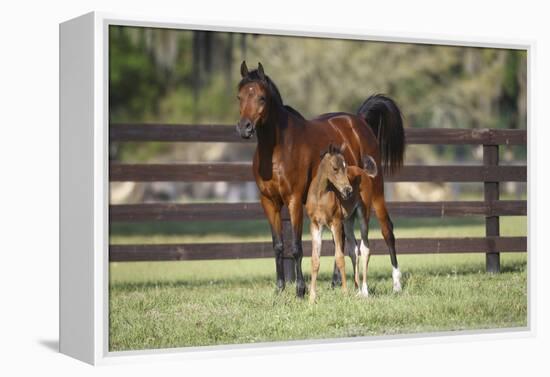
306, 143, 378, 303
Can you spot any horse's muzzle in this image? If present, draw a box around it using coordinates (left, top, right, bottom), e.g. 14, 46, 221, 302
237, 119, 255, 139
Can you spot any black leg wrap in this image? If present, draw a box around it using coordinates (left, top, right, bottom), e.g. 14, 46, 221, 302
292, 243, 306, 298
331, 263, 342, 288
274, 241, 285, 292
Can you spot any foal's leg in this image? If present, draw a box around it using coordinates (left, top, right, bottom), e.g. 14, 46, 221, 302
260, 195, 285, 292
372, 178, 402, 292
331, 220, 347, 293
288, 197, 307, 298
309, 222, 323, 303
332, 216, 358, 289
344, 217, 359, 289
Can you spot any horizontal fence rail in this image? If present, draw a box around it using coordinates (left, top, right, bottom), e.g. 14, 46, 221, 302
110, 163, 527, 183
110, 237, 527, 262
110, 124, 527, 145
110, 201, 527, 222
109, 126, 527, 270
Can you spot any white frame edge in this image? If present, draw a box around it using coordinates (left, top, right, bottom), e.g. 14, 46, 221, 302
59, 12, 96, 364
59, 10, 535, 366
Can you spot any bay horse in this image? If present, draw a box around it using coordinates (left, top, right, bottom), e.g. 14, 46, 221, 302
306, 143, 379, 303
236, 61, 404, 297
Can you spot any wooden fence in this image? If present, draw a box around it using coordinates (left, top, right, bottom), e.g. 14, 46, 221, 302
109, 124, 527, 275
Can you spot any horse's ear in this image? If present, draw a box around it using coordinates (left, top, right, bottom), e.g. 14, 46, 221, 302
240, 61, 249, 78
257, 62, 266, 81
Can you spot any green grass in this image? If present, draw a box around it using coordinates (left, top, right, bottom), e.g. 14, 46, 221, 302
110, 253, 527, 351
110, 216, 527, 244
109, 216, 527, 352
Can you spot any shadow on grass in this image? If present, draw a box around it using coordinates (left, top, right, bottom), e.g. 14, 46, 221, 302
111, 275, 276, 291
110, 258, 526, 292
110, 217, 486, 239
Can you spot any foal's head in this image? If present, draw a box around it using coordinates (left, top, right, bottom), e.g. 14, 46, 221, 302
236, 61, 281, 139
320, 143, 353, 200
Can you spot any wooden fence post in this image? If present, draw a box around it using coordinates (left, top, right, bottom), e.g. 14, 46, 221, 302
484, 144, 500, 273
282, 219, 296, 282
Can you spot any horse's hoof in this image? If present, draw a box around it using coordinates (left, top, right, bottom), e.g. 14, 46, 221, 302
331, 279, 342, 289
275, 280, 285, 294
358, 283, 369, 297
296, 284, 307, 298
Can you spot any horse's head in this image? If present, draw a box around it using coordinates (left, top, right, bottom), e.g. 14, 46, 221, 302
236, 61, 272, 139
320, 143, 353, 200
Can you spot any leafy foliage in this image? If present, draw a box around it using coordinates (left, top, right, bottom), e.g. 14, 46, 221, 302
109, 26, 526, 168
110, 26, 526, 129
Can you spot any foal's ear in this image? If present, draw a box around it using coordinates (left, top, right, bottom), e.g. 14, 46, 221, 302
322, 143, 336, 157
320, 145, 330, 159
339, 143, 348, 154
362, 155, 378, 178
257, 62, 266, 81
240, 61, 249, 78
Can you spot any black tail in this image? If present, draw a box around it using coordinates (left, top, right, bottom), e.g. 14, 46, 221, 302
357, 94, 405, 175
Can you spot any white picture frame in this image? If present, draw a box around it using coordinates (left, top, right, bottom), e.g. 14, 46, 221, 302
59, 11, 534, 365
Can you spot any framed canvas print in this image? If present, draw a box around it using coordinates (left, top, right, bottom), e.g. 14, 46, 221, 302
59, 11, 531, 365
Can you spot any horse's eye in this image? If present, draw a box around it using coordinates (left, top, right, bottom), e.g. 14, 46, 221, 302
333, 167, 338, 172
259, 96, 266, 103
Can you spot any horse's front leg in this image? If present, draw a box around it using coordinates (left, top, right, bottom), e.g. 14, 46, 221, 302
332, 216, 358, 289
260, 195, 285, 292
357, 205, 372, 297
332, 219, 347, 294
372, 178, 402, 292
309, 222, 323, 303
288, 198, 306, 298
344, 216, 359, 289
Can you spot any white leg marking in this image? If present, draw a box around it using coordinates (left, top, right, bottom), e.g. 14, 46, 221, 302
392, 267, 402, 292
359, 240, 369, 255
312, 225, 323, 257
359, 240, 370, 297
355, 246, 363, 297
361, 281, 369, 297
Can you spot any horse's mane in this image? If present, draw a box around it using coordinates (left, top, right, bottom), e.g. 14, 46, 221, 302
238, 70, 305, 120
284, 105, 305, 120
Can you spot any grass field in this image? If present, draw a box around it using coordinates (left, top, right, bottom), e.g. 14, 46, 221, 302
109, 216, 527, 352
